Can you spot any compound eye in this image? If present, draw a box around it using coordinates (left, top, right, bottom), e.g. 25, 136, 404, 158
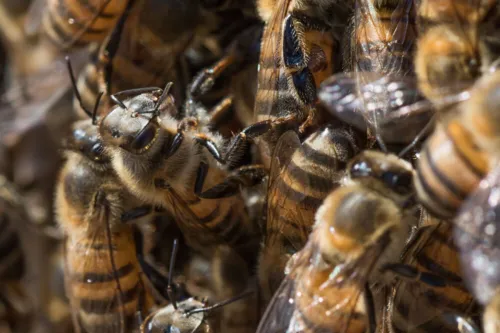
90, 142, 104, 161
350, 160, 372, 178
381, 171, 413, 195
129, 121, 157, 152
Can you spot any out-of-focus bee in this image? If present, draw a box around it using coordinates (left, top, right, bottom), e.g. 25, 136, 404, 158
55, 75, 156, 332
257, 149, 418, 333
451, 69, 500, 333
388, 220, 480, 333
0, 175, 33, 333
99, 83, 267, 266
344, 0, 418, 76
253, 0, 354, 167
258, 126, 362, 304
27, 0, 131, 50
415, 0, 500, 103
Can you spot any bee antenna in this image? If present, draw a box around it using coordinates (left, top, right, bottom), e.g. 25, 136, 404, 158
91, 92, 104, 125
397, 114, 435, 158
185, 290, 254, 317
167, 239, 179, 310
66, 56, 93, 119
153, 82, 174, 116
111, 94, 127, 110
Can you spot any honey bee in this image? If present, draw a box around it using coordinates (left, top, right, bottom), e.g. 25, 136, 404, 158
139, 237, 256, 333
344, 0, 418, 76
258, 126, 362, 305
0, 175, 33, 333
257, 150, 418, 333
35, 0, 132, 50
450, 69, 500, 333
55, 73, 157, 332
254, 0, 354, 167
388, 220, 480, 333
99, 83, 267, 266
415, 0, 499, 103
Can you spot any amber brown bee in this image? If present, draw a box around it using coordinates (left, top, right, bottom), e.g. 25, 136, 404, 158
257, 150, 418, 333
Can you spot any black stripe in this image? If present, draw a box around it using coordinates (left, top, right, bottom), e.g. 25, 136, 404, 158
447, 131, 486, 178
415, 252, 464, 285
58, 0, 110, 35
199, 204, 220, 224
79, 283, 139, 314
301, 143, 341, 169
210, 208, 241, 244
424, 146, 467, 200
286, 161, 335, 194
74, 263, 134, 284
78, 0, 117, 19
46, 9, 89, 47
276, 178, 323, 208
415, 165, 456, 218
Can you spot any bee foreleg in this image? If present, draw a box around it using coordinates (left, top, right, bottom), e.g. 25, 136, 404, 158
189, 53, 237, 100
207, 96, 234, 127
121, 205, 165, 223
381, 263, 447, 287
195, 164, 267, 199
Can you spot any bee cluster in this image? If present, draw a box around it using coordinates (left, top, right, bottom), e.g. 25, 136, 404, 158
1, 0, 500, 332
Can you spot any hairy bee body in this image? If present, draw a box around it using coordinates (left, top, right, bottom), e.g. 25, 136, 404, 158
254, 0, 352, 166
345, 0, 417, 76
258, 126, 360, 302
414, 121, 488, 219
100, 92, 260, 265
415, 0, 499, 102
257, 150, 417, 333
390, 221, 479, 333
42, 0, 129, 50
55, 120, 154, 333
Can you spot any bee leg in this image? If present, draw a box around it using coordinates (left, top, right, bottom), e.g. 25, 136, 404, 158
381, 263, 447, 287
132, 227, 172, 301
120, 205, 155, 222
195, 163, 266, 199
188, 24, 262, 100
207, 96, 234, 128
441, 312, 481, 333
364, 284, 377, 333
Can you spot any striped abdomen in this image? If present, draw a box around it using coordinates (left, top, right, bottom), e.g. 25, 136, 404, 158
65, 227, 152, 333
42, 0, 128, 49
259, 127, 359, 302
351, 0, 417, 75
0, 212, 25, 282
414, 121, 488, 218
390, 222, 478, 333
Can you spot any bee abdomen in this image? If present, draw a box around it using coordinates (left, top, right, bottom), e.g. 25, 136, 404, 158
43, 0, 128, 49
0, 213, 25, 281
415, 122, 488, 218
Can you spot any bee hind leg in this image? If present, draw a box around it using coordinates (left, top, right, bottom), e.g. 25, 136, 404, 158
194, 163, 266, 199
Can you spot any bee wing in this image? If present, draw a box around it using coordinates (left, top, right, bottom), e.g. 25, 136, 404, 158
319, 72, 436, 144
350, 0, 416, 76
253, 0, 292, 121
266, 130, 310, 251
0, 49, 89, 143
23, 0, 46, 36
454, 166, 500, 306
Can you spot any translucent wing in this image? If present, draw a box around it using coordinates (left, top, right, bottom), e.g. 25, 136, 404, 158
23, 0, 46, 36
0, 48, 89, 143
253, 0, 292, 121
454, 166, 500, 306
350, 0, 417, 76
318, 72, 434, 144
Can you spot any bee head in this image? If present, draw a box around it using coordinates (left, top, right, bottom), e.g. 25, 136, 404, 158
348, 150, 414, 199
66, 119, 110, 164
141, 299, 204, 333
100, 84, 176, 154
